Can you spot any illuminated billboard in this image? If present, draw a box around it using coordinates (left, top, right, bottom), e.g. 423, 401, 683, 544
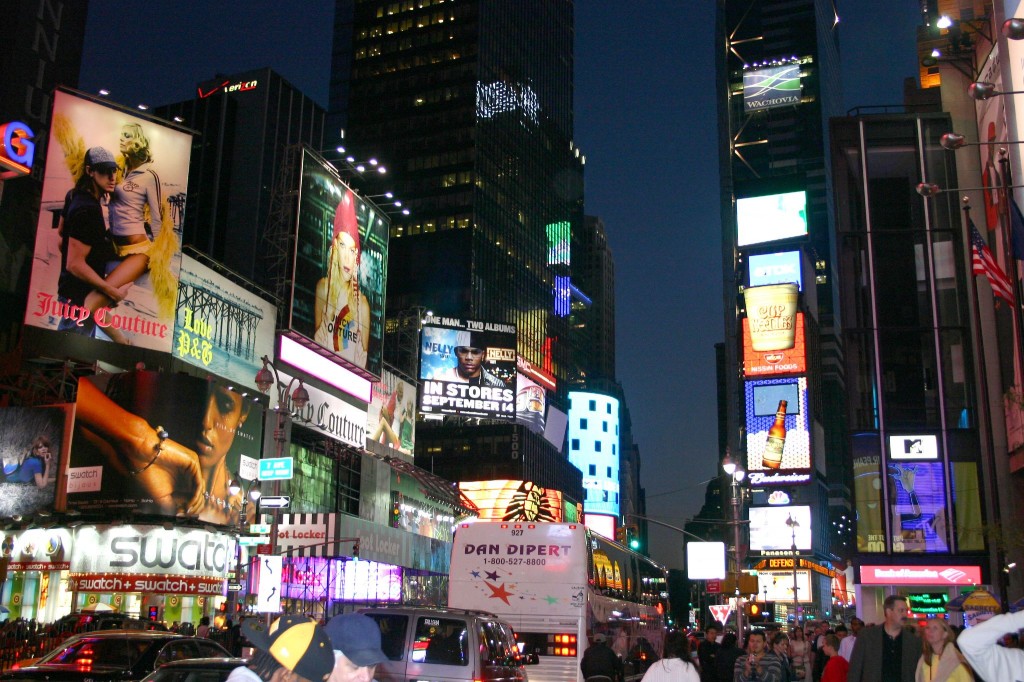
68, 371, 263, 525
173, 254, 277, 389
458, 480, 563, 522
758, 570, 812, 602
418, 317, 516, 420
744, 377, 811, 484
292, 149, 388, 380
546, 221, 570, 265
0, 406, 72, 517
515, 372, 547, 435
25, 90, 192, 351
737, 190, 807, 247
749, 506, 812, 551
743, 64, 802, 112
743, 313, 806, 376
568, 391, 621, 518
749, 251, 802, 290
367, 369, 416, 457
888, 434, 939, 460
889, 461, 948, 553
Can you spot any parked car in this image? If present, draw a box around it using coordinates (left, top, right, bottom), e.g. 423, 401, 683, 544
360, 606, 530, 682
0, 630, 230, 681
140, 656, 247, 682
50, 612, 168, 635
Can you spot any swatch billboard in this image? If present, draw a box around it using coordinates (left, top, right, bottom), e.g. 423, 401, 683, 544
25, 89, 192, 351
0, 406, 72, 518
174, 254, 277, 390
418, 317, 516, 420
67, 371, 263, 526
291, 149, 389, 380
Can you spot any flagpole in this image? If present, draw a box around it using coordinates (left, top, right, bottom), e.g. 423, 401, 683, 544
997, 151, 1024, 385
964, 201, 1009, 610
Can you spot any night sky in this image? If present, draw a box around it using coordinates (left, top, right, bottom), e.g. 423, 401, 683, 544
78, 0, 922, 569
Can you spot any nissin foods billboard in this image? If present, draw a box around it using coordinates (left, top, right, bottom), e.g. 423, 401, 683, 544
743, 313, 806, 377
737, 190, 807, 247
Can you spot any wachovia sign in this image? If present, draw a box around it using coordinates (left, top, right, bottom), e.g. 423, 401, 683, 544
69, 525, 234, 595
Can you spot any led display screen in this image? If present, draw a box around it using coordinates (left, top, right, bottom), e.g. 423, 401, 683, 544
889, 461, 948, 553
568, 391, 621, 518
758, 570, 812, 602
744, 378, 811, 480
546, 221, 571, 265
854, 454, 884, 553
458, 480, 563, 522
68, 371, 263, 525
25, 90, 192, 351
749, 506, 812, 551
292, 149, 389, 379
173, 255, 277, 389
749, 251, 803, 290
743, 314, 807, 377
687, 542, 726, 580
417, 316, 516, 420
737, 190, 808, 247
743, 64, 802, 112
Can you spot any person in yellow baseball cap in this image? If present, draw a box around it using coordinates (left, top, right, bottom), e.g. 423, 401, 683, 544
230, 615, 335, 682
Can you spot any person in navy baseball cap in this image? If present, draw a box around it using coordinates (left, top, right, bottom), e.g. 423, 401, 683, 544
325, 613, 389, 682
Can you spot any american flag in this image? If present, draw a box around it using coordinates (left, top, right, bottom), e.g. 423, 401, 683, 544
970, 220, 1014, 303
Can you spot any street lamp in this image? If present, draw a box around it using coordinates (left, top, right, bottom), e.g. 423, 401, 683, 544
226, 478, 262, 617
786, 513, 800, 626
721, 447, 746, 640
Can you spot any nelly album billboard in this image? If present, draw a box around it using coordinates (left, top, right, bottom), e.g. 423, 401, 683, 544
25, 89, 192, 351
67, 371, 263, 526
418, 316, 516, 419
173, 254, 278, 390
291, 149, 388, 380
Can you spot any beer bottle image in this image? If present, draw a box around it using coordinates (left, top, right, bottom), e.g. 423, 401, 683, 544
762, 400, 787, 469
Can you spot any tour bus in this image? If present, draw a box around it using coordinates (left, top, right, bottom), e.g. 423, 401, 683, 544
449, 521, 669, 682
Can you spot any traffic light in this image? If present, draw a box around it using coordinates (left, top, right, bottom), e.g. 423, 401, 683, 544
746, 602, 763, 620
615, 526, 628, 543
746, 602, 774, 623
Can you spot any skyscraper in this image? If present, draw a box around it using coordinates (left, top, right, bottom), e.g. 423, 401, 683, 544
716, 0, 847, 621
330, 0, 586, 504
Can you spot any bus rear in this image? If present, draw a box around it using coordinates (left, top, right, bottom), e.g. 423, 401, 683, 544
449, 522, 588, 682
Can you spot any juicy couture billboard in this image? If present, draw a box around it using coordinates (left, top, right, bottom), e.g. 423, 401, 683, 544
25, 89, 192, 351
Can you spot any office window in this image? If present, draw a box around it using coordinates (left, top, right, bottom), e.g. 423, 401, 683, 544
580, 419, 588, 429
589, 399, 596, 411
607, 403, 612, 414
595, 441, 602, 452
602, 422, 608, 432
571, 439, 579, 450
607, 467, 612, 478
588, 464, 596, 475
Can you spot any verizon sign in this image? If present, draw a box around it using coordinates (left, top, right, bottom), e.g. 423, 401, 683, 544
860, 564, 982, 586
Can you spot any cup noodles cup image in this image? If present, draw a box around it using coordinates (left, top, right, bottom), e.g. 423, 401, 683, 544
744, 283, 799, 351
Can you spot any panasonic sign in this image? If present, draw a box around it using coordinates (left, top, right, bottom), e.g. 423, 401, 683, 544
749, 251, 802, 290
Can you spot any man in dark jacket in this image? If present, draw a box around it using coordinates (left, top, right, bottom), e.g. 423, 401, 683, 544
697, 624, 721, 682
581, 633, 623, 682
848, 595, 920, 682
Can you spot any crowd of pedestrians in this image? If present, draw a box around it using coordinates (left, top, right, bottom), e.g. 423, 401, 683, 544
627, 594, 1024, 682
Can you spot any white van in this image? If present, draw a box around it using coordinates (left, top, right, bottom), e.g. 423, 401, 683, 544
360, 606, 533, 682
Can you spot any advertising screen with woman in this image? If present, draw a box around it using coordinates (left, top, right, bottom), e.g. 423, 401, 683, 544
24, 89, 192, 352
291, 150, 388, 379
0, 406, 71, 517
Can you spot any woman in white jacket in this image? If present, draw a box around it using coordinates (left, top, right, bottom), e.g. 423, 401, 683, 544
641, 631, 700, 682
